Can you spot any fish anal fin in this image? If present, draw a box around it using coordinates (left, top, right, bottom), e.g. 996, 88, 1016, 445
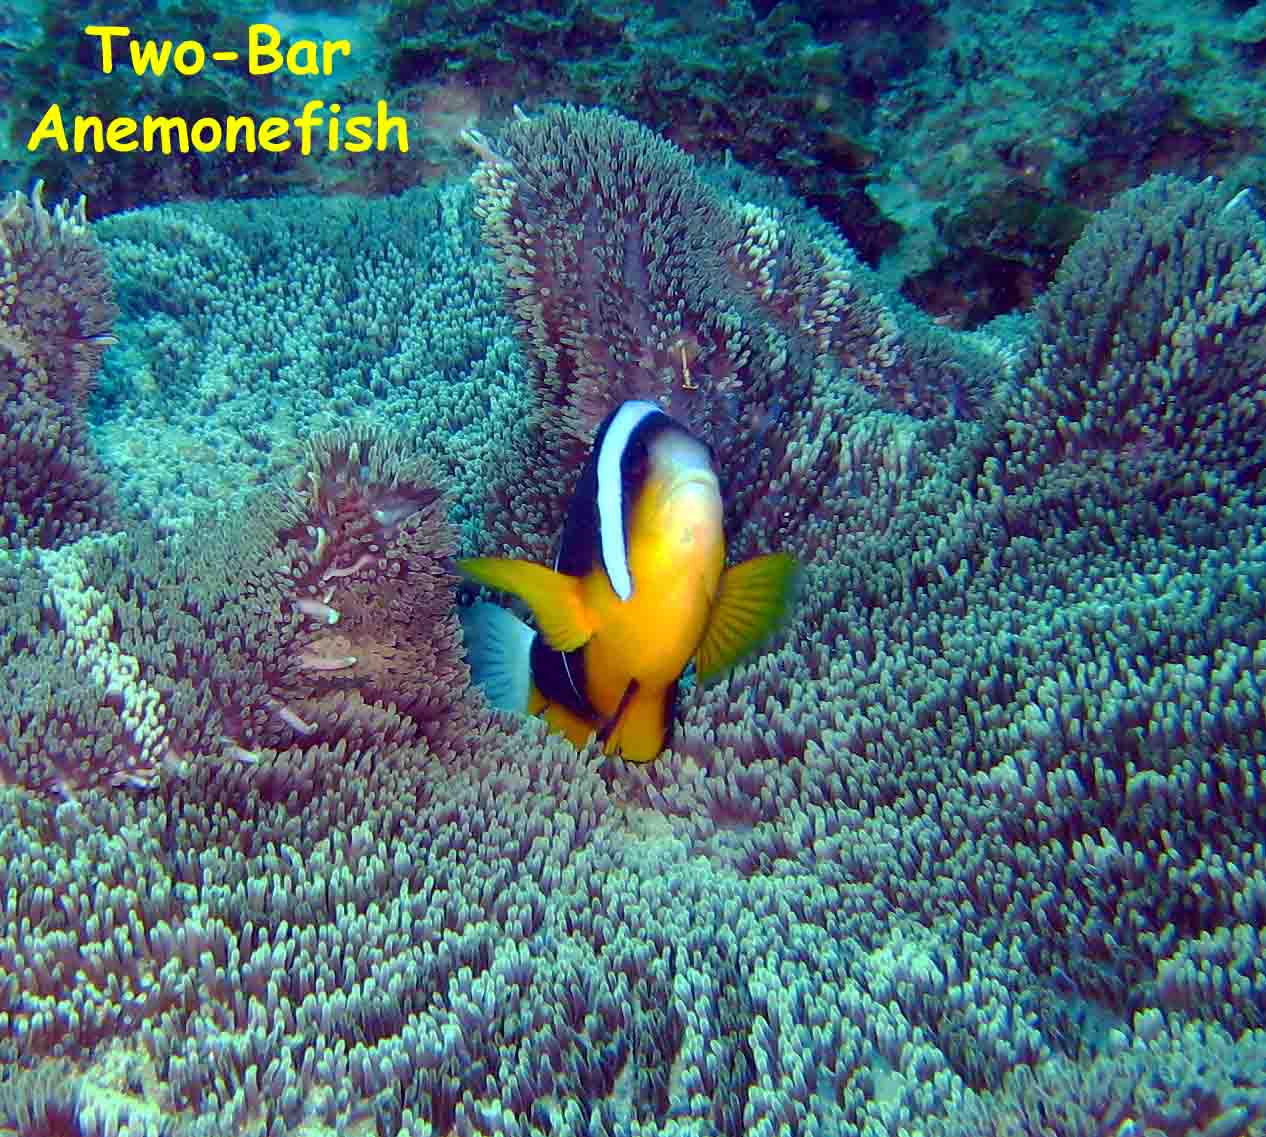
458, 557, 596, 652
695, 552, 798, 683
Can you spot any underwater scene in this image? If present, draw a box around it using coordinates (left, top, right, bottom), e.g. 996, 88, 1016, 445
2, 0, 1266, 1134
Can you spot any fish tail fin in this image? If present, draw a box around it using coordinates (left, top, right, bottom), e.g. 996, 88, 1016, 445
460, 602, 536, 712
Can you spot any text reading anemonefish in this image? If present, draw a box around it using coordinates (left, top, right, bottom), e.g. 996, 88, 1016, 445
27, 24, 410, 155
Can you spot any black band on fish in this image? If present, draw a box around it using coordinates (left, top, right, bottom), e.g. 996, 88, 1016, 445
530, 634, 596, 720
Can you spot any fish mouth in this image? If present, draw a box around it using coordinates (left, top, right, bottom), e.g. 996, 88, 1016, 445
667, 467, 720, 493
658, 470, 723, 544
660, 464, 720, 504
647, 429, 723, 534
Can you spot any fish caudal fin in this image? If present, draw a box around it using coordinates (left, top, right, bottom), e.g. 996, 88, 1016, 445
460, 602, 536, 712
695, 552, 799, 683
458, 557, 596, 652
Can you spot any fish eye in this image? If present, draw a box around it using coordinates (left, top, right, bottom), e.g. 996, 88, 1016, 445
626, 441, 648, 474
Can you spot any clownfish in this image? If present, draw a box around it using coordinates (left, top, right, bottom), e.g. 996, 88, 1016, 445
458, 400, 797, 762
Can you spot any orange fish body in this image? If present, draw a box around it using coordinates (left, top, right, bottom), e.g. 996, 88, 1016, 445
460, 401, 796, 761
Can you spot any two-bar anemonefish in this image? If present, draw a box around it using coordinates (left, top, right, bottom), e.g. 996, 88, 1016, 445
458, 400, 798, 762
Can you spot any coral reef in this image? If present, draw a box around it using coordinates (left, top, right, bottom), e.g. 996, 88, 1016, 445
1, 115, 1265, 1136
467, 106, 986, 565
0, 422, 465, 796
0, 183, 117, 550
7, 1, 1264, 328
931, 1025, 1266, 1137
90, 182, 528, 541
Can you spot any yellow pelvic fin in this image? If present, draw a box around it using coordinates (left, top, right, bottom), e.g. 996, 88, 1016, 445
603, 682, 672, 763
695, 552, 799, 683
458, 557, 596, 652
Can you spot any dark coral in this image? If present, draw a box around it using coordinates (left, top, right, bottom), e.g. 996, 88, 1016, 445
0, 184, 118, 550
467, 105, 980, 565
931, 1028, 1266, 1137
0, 424, 469, 797
997, 175, 1266, 495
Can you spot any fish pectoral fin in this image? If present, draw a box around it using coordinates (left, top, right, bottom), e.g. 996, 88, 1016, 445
695, 552, 799, 683
457, 557, 596, 652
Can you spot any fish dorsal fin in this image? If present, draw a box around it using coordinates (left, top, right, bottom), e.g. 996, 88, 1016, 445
458, 557, 596, 652
695, 552, 799, 683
